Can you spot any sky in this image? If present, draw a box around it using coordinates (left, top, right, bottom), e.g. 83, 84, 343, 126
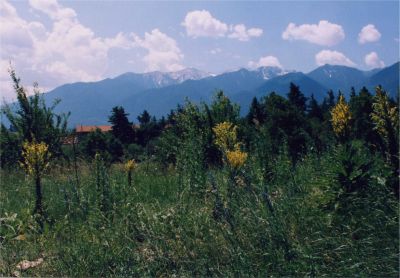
0, 0, 399, 102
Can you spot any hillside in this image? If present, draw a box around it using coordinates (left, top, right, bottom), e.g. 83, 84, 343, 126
41, 63, 399, 126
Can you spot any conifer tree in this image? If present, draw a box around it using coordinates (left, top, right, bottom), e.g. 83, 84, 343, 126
108, 106, 135, 144
287, 82, 307, 112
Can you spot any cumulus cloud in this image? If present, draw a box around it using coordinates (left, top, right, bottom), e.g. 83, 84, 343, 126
182, 10, 228, 38
182, 10, 262, 41
228, 24, 263, 41
133, 29, 184, 72
29, 0, 77, 20
364, 52, 385, 68
358, 24, 381, 44
282, 20, 345, 46
0, 0, 137, 101
248, 55, 283, 69
315, 50, 355, 67
0, 0, 185, 102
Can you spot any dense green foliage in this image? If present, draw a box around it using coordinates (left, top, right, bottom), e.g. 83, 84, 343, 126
0, 72, 399, 276
1, 69, 68, 162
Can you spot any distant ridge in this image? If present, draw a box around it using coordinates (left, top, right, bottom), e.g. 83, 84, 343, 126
40, 63, 399, 126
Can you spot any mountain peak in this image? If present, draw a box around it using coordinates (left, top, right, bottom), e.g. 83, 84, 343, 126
167, 67, 212, 82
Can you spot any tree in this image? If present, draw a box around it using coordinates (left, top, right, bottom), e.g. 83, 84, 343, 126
108, 106, 135, 144
246, 97, 265, 125
308, 94, 323, 120
321, 90, 336, 114
80, 129, 108, 159
2, 68, 68, 158
137, 110, 151, 125
136, 110, 161, 147
287, 82, 307, 112
210, 91, 240, 124
349, 87, 379, 144
0, 124, 21, 167
261, 92, 309, 163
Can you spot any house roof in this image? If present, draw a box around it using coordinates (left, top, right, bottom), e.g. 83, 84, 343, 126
75, 125, 112, 133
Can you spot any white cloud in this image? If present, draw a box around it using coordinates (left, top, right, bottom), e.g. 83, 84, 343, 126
0, 0, 185, 102
182, 10, 263, 41
133, 29, 184, 72
29, 0, 77, 20
228, 24, 263, 41
0, 0, 138, 102
282, 20, 345, 46
358, 24, 381, 44
248, 55, 283, 69
182, 10, 228, 38
364, 52, 385, 68
315, 50, 355, 67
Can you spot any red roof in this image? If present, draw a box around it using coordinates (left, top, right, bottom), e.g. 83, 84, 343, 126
75, 125, 112, 133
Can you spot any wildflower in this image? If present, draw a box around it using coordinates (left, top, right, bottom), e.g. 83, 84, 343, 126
124, 159, 137, 187
370, 86, 398, 138
330, 95, 352, 137
213, 121, 238, 152
20, 140, 51, 176
226, 149, 248, 169
20, 140, 51, 229
124, 159, 137, 172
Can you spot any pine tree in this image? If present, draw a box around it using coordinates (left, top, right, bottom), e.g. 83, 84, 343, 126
137, 110, 151, 125
287, 82, 307, 112
246, 97, 264, 125
308, 94, 323, 120
108, 106, 135, 144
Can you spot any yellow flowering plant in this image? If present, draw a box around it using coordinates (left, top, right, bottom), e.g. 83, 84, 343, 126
213, 121, 248, 170
212, 122, 238, 153
20, 140, 51, 177
370, 87, 399, 138
124, 159, 137, 186
226, 149, 248, 169
124, 159, 137, 172
331, 95, 352, 138
19, 140, 51, 228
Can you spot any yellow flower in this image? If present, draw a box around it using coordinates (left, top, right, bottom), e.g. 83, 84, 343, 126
20, 140, 51, 176
371, 87, 399, 138
330, 95, 351, 136
226, 149, 248, 169
212, 121, 238, 152
124, 159, 137, 172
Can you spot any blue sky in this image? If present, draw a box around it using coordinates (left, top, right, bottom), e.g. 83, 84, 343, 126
0, 0, 399, 101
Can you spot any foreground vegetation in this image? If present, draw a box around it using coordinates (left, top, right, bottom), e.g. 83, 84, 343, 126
1, 153, 398, 276
0, 70, 399, 276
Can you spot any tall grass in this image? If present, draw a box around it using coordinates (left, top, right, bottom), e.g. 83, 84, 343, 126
1, 149, 397, 276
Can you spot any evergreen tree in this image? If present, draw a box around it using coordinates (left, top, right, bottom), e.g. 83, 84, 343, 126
137, 110, 151, 125
308, 94, 323, 120
210, 90, 240, 124
321, 90, 336, 118
349, 87, 379, 144
108, 106, 135, 144
287, 82, 307, 112
136, 110, 161, 146
246, 97, 264, 125
262, 92, 309, 163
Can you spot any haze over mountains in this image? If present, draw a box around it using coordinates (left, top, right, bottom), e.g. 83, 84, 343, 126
42, 62, 399, 127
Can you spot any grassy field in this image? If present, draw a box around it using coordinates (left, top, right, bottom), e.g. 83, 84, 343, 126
1, 150, 398, 277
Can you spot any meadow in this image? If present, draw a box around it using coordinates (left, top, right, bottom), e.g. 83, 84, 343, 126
1, 148, 398, 276
0, 71, 399, 276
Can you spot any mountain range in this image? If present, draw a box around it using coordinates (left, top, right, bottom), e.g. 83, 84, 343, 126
41, 62, 399, 127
